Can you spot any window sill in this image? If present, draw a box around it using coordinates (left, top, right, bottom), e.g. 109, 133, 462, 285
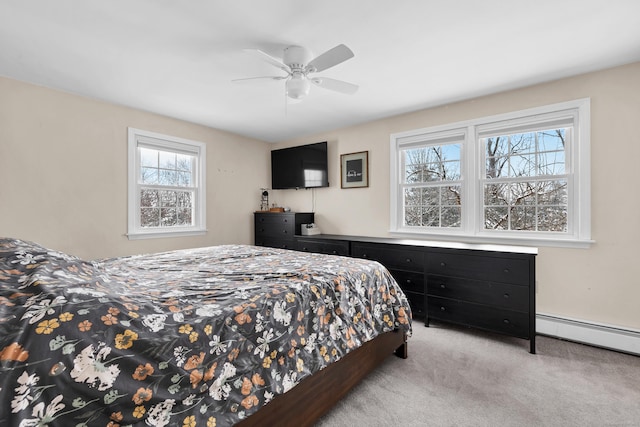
126, 228, 207, 240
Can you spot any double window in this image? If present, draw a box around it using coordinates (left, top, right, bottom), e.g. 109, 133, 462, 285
127, 128, 206, 239
390, 99, 591, 247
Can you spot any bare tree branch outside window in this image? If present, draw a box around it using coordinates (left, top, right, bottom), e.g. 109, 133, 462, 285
402, 143, 461, 228
139, 148, 195, 228
483, 128, 568, 232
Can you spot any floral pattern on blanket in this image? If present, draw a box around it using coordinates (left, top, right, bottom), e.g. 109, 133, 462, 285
0, 239, 411, 427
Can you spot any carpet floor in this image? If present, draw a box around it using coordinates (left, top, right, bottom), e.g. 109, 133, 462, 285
315, 321, 640, 427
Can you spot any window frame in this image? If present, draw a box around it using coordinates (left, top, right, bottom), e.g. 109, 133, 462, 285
390, 99, 592, 248
127, 128, 207, 240
398, 128, 466, 229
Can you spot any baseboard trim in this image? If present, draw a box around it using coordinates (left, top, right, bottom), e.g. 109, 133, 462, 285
536, 313, 640, 356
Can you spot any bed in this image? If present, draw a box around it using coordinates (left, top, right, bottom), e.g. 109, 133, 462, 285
0, 238, 411, 426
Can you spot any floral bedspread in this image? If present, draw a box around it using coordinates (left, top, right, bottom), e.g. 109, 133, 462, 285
0, 239, 411, 427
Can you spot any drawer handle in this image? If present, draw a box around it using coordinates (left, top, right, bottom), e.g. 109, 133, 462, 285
406, 279, 412, 284
503, 268, 510, 274
406, 258, 412, 263
362, 253, 368, 258
303, 247, 308, 251
503, 293, 510, 298
440, 262, 446, 267
332, 250, 337, 254
283, 219, 288, 223
503, 319, 510, 324
440, 306, 446, 311
282, 230, 287, 234
440, 283, 446, 289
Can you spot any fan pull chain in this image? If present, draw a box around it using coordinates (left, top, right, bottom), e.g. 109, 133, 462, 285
284, 89, 288, 116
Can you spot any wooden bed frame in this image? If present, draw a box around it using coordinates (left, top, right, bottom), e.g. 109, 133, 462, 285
237, 329, 408, 426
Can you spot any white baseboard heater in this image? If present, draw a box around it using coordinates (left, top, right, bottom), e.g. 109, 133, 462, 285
537, 313, 640, 356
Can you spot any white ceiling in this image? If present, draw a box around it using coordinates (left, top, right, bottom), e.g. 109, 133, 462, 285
2, 1, 640, 143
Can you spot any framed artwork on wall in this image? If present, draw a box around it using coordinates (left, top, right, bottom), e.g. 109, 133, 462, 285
340, 151, 369, 188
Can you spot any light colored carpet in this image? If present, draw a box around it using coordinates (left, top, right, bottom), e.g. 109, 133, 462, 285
315, 322, 640, 427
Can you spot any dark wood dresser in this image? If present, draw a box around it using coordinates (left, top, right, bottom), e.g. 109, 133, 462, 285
253, 213, 536, 353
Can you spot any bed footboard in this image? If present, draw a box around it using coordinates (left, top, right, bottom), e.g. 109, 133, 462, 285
238, 329, 407, 427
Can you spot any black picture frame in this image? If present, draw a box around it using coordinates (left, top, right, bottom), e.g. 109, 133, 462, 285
340, 151, 369, 188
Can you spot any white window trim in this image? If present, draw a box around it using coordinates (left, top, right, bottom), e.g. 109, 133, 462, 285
127, 128, 207, 240
390, 99, 593, 249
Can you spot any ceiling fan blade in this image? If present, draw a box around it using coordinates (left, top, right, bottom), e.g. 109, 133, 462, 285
232, 76, 287, 82
244, 48, 290, 73
306, 44, 354, 73
311, 77, 359, 95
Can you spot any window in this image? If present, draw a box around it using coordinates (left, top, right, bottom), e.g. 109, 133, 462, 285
390, 99, 591, 247
481, 126, 568, 233
127, 128, 206, 239
400, 130, 464, 228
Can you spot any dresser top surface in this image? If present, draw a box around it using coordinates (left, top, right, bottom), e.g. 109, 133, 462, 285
298, 234, 538, 255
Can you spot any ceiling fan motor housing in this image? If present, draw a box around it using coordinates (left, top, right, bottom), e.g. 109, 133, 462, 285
283, 45, 312, 71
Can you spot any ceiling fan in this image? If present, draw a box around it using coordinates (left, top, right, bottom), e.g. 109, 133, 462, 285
233, 44, 359, 100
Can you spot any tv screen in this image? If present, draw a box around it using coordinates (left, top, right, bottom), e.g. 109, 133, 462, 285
271, 142, 329, 189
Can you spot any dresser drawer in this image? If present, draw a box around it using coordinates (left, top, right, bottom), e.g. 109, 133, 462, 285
427, 296, 529, 339
351, 243, 424, 272
255, 219, 296, 239
390, 269, 425, 295
254, 237, 295, 250
255, 227, 295, 241
405, 291, 425, 317
295, 238, 350, 256
427, 251, 530, 285
255, 213, 295, 226
427, 275, 528, 312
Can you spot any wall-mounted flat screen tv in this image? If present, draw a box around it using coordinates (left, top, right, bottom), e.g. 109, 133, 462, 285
271, 142, 329, 189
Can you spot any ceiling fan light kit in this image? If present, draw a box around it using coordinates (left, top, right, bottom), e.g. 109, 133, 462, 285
286, 74, 311, 99
234, 44, 358, 101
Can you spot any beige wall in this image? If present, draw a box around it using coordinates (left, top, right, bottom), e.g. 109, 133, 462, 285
2, 63, 639, 331
273, 62, 640, 331
0, 77, 270, 259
